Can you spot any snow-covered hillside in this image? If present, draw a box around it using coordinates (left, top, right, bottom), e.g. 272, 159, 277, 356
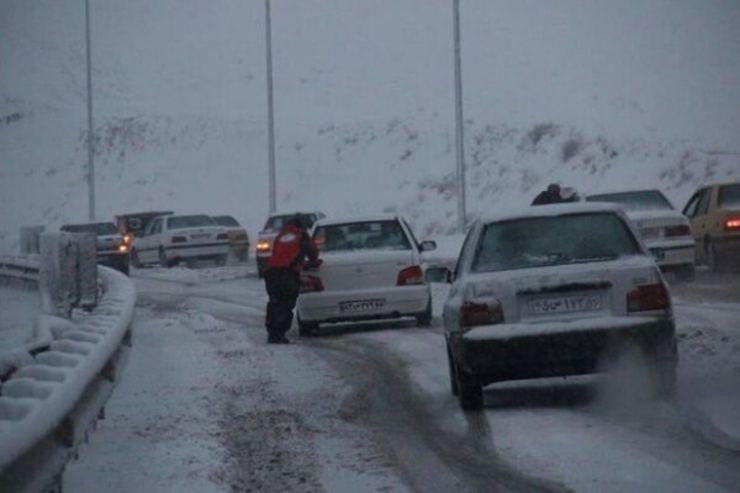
1, 0, 739, 251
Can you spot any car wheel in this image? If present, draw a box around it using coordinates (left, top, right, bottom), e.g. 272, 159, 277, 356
706, 239, 719, 273
158, 247, 171, 268
415, 297, 433, 327
447, 344, 459, 396
130, 249, 142, 268
215, 254, 227, 267
676, 264, 696, 282
458, 380, 483, 411
298, 318, 319, 337
653, 362, 677, 400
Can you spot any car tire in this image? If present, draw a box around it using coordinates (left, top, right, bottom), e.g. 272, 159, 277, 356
458, 380, 483, 411
130, 249, 142, 268
416, 297, 433, 327
706, 239, 719, 274
215, 255, 227, 267
297, 317, 319, 337
159, 247, 171, 268
653, 362, 677, 400
447, 344, 459, 396
676, 264, 696, 282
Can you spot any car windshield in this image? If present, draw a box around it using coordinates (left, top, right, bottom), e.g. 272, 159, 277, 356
264, 213, 317, 231
718, 184, 740, 209
313, 220, 411, 252
471, 213, 641, 272
212, 216, 240, 227
586, 191, 673, 212
167, 215, 215, 230
62, 222, 119, 235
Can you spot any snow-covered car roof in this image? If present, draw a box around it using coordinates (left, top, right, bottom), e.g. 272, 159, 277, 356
314, 213, 401, 227
476, 202, 627, 225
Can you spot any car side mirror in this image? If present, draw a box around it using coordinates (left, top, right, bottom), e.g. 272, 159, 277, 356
420, 240, 437, 252
425, 265, 451, 283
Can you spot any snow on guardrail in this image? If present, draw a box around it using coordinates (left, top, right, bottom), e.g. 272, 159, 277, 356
0, 265, 136, 484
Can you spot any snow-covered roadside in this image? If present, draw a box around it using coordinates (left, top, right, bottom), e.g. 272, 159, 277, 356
0, 283, 40, 355
0, 267, 136, 486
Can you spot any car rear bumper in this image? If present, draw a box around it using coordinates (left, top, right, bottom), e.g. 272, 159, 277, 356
166, 243, 229, 259
646, 239, 695, 267
297, 285, 430, 324
450, 316, 676, 386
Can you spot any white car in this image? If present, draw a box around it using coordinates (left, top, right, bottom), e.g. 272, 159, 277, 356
296, 214, 436, 335
130, 214, 230, 268
429, 203, 677, 411
586, 189, 696, 280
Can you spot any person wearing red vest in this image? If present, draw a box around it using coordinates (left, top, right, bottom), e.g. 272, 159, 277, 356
264, 216, 320, 344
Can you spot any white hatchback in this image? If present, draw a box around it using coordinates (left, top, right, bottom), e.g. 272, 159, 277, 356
296, 214, 436, 335
131, 214, 230, 268
586, 189, 696, 280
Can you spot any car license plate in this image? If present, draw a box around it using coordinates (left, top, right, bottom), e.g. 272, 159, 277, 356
528, 295, 602, 315
191, 233, 210, 240
339, 299, 385, 313
650, 248, 665, 261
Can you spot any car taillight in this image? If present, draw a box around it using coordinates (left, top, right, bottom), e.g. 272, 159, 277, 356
725, 218, 740, 231
664, 225, 691, 237
397, 266, 425, 286
461, 299, 504, 328
300, 275, 324, 293
627, 283, 669, 312
216, 233, 228, 240
256, 240, 271, 252
172, 236, 187, 244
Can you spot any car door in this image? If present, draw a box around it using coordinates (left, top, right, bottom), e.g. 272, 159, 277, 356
140, 218, 162, 263
683, 188, 711, 261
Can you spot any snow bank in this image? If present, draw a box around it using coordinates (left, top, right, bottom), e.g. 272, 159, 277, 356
0, 266, 136, 474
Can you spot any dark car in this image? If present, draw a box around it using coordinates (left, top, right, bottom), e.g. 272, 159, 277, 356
60, 221, 131, 275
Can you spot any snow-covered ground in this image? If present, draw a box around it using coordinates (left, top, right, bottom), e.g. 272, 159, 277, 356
62, 262, 740, 492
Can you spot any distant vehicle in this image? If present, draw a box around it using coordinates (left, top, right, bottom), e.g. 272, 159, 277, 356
130, 214, 230, 268
295, 214, 436, 336
60, 221, 130, 275
255, 211, 325, 277
115, 210, 174, 243
428, 203, 677, 411
211, 215, 250, 262
682, 181, 740, 273
586, 189, 695, 280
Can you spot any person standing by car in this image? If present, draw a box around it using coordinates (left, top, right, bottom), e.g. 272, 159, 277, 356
532, 183, 563, 205
263, 216, 320, 344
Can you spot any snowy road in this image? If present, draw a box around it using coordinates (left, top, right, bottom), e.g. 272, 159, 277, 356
63, 265, 740, 492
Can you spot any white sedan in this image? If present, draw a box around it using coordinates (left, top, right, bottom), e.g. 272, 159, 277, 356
296, 214, 436, 335
131, 214, 230, 268
429, 203, 677, 411
586, 189, 696, 279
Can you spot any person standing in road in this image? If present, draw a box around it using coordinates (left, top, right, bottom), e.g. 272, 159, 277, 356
532, 183, 564, 206
263, 216, 320, 344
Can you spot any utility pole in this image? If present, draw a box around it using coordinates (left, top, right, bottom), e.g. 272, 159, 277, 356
85, 0, 95, 221
453, 0, 466, 233
265, 0, 276, 214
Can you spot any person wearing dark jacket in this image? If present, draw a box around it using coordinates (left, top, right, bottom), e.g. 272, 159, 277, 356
263, 217, 320, 344
532, 183, 563, 206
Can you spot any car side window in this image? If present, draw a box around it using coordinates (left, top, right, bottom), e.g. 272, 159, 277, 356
453, 226, 477, 280
400, 218, 420, 250
696, 188, 711, 216
150, 219, 162, 235
682, 192, 701, 218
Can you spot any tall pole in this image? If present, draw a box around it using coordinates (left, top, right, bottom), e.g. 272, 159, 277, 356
265, 0, 277, 214
453, 0, 466, 233
85, 0, 95, 221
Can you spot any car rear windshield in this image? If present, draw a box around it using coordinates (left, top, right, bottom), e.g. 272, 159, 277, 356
586, 190, 673, 211
264, 213, 318, 231
212, 216, 240, 227
313, 220, 411, 252
471, 213, 642, 272
718, 184, 740, 209
62, 222, 119, 235
167, 215, 215, 230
